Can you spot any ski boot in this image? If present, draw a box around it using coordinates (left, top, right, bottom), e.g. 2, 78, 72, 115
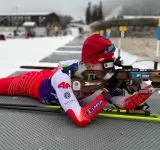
128, 102, 151, 116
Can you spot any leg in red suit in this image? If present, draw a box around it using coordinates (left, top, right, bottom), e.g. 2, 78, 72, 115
0, 70, 53, 100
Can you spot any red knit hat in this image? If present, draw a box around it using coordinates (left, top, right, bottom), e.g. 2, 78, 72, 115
81, 34, 115, 64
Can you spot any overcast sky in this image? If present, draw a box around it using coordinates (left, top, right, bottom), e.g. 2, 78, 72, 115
0, 0, 101, 19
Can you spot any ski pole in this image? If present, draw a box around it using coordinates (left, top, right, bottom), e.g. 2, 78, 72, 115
0, 103, 62, 112
20, 65, 55, 70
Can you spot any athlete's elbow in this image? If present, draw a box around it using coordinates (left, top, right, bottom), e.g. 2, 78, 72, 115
66, 109, 91, 127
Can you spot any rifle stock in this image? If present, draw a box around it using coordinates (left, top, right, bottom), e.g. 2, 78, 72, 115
152, 72, 160, 82
116, 69, 160, 82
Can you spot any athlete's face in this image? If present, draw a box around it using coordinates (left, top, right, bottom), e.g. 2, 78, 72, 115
88, 63, 104, 71
86, 63, 114, 80
87, 63, 105, 79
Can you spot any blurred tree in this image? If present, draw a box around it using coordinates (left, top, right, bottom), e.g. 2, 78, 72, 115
92, 5, 99, 22
98, 0, 104, 20
85, 2, 92, 24
59, 15, 73, 29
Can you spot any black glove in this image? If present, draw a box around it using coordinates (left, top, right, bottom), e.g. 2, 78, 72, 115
114, 57, 123, 67
106, 74, 125, 96
125, 79, 141, 94
101, 88, 112, 104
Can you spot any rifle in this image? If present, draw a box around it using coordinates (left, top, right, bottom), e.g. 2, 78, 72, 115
111, 55, 160, 88
20, 63, 160, 92
75, 67, 160, 97
114, 65, 160, 88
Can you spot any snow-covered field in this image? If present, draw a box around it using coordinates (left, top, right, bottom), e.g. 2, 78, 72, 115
0, 30, 160, 78
0, 35, 76, 78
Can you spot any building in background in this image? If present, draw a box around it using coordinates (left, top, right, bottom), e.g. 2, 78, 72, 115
0, 11, 73, 37
0, 11, 60, 27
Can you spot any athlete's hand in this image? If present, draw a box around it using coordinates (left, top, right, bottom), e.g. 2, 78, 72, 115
101, 88, 112, 104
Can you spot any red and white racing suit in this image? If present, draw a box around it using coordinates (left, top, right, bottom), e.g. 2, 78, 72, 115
0, 60, 154, 127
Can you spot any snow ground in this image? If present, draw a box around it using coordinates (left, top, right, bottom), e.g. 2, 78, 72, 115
0, 33, 76, 77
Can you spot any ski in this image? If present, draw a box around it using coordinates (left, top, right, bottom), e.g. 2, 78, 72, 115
100, 108, 160, 123
0, 103, 160, 122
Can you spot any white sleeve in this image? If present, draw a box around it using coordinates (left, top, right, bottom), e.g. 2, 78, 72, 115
50, 68, 81, 114
50, 68, 107, 127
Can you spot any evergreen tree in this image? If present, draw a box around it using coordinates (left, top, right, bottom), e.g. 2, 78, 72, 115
98, 0, 104, 20
90, 1, 104, 22
85, 2, 92, 24
92, 5, 98, 22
